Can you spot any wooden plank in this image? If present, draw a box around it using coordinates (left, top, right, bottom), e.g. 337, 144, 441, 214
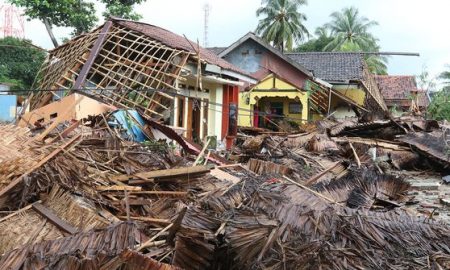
48, 120, 80, 143
34, 96, 83, 141
0, 200, 41, 223
210, 168, 240, 184
111, 199, 153, 206
118, 216, 171, 224
125, 191, 188, 196
112, 165, 210, 182
304, 161, 341, 186
96, 185, 142, 191
32, 202, 78, 235
0, 134, 81, 198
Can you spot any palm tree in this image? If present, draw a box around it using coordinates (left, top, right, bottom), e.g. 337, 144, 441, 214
256, 0, 310, 52
324, 7, 378, 51
323, 7, 387, 74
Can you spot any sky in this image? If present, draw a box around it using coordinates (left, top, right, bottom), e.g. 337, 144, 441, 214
1, 0, 449, 85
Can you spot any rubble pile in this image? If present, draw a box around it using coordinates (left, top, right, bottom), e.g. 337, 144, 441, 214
0, 110, 449, 270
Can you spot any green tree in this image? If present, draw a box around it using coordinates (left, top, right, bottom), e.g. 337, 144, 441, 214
322, 7, 387, 74
9, 0, 97, 47
9, 0, 146, 48
256, 0, 310, 52
295, 26, 333, 52
0, 37, 46, 91
324, 7, 378, 51
102, 0, 145, 20
428, 89, 450, 120
438, 65, 450, 86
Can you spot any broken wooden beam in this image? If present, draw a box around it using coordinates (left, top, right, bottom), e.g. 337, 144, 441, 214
118, 216, 171, 224
32, 202, 78, 235
112, 165, 211, 182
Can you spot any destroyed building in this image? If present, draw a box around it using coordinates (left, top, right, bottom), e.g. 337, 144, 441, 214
287, 52, 388, 118
1, 16, 449, 270
23, 18, 256, 148
375, 75, 430, 112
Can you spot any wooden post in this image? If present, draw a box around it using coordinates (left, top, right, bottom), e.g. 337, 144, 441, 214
199, 98, 205, 140
174, 97, 180, 128
183, 97, 189, 138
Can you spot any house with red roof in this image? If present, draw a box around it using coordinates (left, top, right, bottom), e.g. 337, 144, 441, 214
374, 75, 429, 113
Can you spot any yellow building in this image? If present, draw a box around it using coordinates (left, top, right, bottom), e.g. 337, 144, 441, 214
238, 74, 310, 128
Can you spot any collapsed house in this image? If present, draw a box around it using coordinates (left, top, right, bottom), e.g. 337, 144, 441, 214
22, 18, 256, 148
286, 52, 388, 118
375, 75, 429, 113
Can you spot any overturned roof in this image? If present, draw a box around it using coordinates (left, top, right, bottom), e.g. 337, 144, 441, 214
114, 19, 252, 78
286, 52, 365, 83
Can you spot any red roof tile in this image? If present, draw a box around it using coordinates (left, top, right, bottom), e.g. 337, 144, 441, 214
375, 75, 417, 100
113, 19, 254, 78
375, 75, 429, 108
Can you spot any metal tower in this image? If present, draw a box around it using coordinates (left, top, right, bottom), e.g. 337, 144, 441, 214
203, 3, 210, 47
0, 4, 25, 38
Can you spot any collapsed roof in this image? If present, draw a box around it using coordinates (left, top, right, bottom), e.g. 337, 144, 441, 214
27, 18, 254, 119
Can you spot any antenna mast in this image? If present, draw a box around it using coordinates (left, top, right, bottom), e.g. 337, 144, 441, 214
0, 4, 24, 38
203, 3, 210, 47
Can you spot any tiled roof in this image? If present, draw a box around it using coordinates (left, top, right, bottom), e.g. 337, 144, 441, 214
286, 52, 365, 82
207, 47, 227, 55
375, 75, 429, 108
113, 19, 253, 78
374, 75, 417, 100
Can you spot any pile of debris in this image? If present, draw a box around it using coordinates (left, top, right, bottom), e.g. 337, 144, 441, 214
0, 108, 449, 269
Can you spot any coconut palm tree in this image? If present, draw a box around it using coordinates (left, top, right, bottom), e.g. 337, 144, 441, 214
256, 0, 310, 52
323, 7, 387, 74
324, 7, 378, 51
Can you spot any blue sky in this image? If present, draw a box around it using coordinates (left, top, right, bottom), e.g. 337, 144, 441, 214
2, 0, 449, 84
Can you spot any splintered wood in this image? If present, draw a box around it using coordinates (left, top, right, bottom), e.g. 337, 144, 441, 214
247, 158, 291, 176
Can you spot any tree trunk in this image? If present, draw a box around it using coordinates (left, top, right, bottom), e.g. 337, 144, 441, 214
43, 18, 59, 48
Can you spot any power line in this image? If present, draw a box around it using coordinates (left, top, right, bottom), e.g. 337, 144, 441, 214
4, 87, 313, 122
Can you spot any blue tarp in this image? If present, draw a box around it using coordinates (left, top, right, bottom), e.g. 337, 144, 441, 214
109, 110, 147, 142
0, 95, 17, 122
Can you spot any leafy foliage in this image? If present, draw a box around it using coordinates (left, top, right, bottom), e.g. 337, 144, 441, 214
0, 37, 46, 91
102, 0, 145, 20
8, 0, 98, 36
428, 88, 450, 120
295, 27, 333, 52
256, 0, 310, 52
438, 65, 450, 86
322, 7, 387, 74
323, 7, 378, 51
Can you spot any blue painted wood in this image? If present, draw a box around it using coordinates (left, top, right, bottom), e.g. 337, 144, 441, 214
0, 95, 17, 122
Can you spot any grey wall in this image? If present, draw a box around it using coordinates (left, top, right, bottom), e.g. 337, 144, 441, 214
223, 39, 266, 74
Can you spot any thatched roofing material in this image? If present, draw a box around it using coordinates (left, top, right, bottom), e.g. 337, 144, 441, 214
0, 222, 137, 269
